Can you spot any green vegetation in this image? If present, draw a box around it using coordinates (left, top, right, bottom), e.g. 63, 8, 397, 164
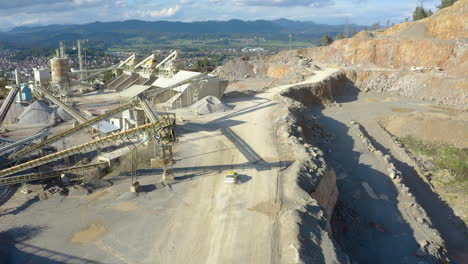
336, 33, 345, 40
371, 22, 381, 30
438, 0, 458, 9
400, 136, 467, 184
103, 71, 114, 82
0, 79, 9, 99
0, 19, 364, 50
107, 38, 315, 52
321, 34, 333, 46
195, 57, 215, 69
10, 47, 106, 61
412, 5, 433, 21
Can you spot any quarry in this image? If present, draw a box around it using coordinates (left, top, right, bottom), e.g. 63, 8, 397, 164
0, 1, 467, 264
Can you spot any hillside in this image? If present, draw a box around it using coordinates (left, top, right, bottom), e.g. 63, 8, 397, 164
216, 0, 467, 107
0, 19, 365, 49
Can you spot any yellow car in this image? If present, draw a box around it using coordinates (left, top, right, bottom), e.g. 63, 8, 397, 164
224, 172, 239, 184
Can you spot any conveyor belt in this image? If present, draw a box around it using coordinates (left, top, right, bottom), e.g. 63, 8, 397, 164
0, 129, 50, 154
34, 86, 88, 123
11, 102, 137, 159
0, 120, 174, 178
0, 87, 19, 128
138, 97, 160, 123
0, 162, 107, 186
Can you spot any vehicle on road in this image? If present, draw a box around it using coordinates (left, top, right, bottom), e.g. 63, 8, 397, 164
224, 172, 239, 184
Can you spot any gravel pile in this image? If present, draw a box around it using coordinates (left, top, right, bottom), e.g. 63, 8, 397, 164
359, 72, 419, 98
4, 103, 26, 123
17, 100, 56, 125
56, 107, 74, 121
212, 59, 257, 81
190, 96, 232, 115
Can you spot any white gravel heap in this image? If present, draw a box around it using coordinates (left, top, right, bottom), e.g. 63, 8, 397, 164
56, 107, 74, 121
17, 100, 55, 125
190, 96, 231, 115
4, 103, 26, 123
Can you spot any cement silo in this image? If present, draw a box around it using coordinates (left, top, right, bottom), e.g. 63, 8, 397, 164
49, 56, 71, 101
50, 57, 70, 83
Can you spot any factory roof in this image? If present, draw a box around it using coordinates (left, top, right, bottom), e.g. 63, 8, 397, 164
119, 85, 153, 98
93, 121, 120, 134
152, 70, 204, 88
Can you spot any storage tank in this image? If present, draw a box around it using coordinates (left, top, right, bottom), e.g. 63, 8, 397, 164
15, 84, 33, 102
50, 58, 70, 83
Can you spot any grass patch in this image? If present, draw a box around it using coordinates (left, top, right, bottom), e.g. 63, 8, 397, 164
400, 135, 468, 184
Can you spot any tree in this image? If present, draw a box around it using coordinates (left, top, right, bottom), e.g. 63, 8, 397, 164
321, 34, 334, 46
336, 33, 346, 40
386, 19, 391, 28
371, 22, 381, 30
195, 57, 214, 69
437, 0, 458, 10
351, 28, 358, 36
0, 80, 8, 99
103, 71, 113, 82
413, 5, 433, 21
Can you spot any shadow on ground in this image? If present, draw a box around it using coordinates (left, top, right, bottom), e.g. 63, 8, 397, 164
311, 107, 423, 264
0, 225, 102, 264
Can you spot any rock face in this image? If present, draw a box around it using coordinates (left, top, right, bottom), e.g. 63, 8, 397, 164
383, 0, 468, 40
214, 0, 467, 108
330, 38, 457, 70
274, 73, 361, 263
280, 72, 355, 106
287, 0, 468, 75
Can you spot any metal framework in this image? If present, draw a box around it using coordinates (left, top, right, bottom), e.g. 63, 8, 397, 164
138, 97, 160, 123
0, 162, 107, 186
161, 143, 174, 181
0, 120, 174, 178
34, 86, 88, 123
0, 87, 19, 128
11, 101, 138, 159
0, 129, 51, 155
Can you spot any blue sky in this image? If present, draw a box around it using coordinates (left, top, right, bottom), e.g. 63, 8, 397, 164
0, 0, 440, 31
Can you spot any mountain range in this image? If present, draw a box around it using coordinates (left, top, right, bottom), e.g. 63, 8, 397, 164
0, 19, 366, 50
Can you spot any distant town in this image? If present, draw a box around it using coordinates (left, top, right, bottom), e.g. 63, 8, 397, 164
0, 47, 270, 84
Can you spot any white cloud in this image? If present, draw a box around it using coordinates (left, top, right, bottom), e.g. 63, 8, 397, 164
72, 0, 104, 6
0, 0, 438, 31
133, 4, 182, 18
235, 0, 333, 7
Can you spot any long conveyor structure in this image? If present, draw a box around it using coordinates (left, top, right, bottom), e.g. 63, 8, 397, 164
138, 97, 160, 123
0, 87, 20, 128
34, 86, 88, 123
0, 120, 175, 179
0, 129, 51, 155
11, 101, 138, 159
0, 162, 107, 186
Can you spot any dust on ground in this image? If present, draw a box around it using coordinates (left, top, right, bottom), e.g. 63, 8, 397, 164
71, 223, 106, 244
110, 202, 140, 211
382, 109, 468, 148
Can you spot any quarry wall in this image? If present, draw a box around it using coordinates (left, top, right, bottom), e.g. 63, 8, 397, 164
275, 71, 450, 263
275, 72, 351, 263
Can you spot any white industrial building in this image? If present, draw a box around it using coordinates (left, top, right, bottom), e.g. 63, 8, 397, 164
33, 68, 51, 84
151, 70, 228, 108
119, 70, 228, 110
